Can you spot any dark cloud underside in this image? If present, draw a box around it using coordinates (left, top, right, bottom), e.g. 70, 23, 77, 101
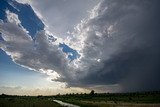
61, 0, 160, 92
1, 0, 160, 92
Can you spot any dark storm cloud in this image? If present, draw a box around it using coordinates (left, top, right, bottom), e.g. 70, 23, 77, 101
60, 0, 160, 92
1, 0, 160, 92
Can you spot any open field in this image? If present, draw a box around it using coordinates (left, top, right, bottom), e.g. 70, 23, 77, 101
0, 95, 61, 107
55, 91, 160, 107
0, 91, 160, 107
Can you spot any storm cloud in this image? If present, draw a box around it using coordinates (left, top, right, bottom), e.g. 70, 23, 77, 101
1, 0, 160, 92
17, 0, 101, 38
59, 0, 160, 92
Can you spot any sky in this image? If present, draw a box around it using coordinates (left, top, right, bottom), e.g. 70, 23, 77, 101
0, 0, 160, 95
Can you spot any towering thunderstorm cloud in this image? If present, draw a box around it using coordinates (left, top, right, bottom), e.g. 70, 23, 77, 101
0, 0, 160, 92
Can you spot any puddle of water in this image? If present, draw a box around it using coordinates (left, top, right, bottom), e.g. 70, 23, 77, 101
53, 100, 80, 107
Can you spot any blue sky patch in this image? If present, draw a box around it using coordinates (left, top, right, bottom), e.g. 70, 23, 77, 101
59, 43, 80, 60
0, 0, 44, 39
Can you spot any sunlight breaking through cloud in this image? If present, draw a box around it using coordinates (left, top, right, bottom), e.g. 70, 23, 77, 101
1, 0, 160, 93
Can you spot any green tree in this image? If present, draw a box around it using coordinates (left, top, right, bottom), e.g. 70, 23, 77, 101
90, 90, 95, 95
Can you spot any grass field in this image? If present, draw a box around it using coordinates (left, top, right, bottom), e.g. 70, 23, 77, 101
0, 91, 160, 107
55, 91, 160, 107
0, 95, 61, 107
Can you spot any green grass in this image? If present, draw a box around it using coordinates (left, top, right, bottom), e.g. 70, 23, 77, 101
55, 91, 160, 107
0, 96, 61, 107
0, 91, 160, 107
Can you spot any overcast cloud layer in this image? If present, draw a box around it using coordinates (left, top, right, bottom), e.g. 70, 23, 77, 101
1, 0, 160, 92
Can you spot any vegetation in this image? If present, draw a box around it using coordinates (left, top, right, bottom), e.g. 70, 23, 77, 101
0, 91, 160, 107
55, 91, 160, 107
0, 94, 61, 107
